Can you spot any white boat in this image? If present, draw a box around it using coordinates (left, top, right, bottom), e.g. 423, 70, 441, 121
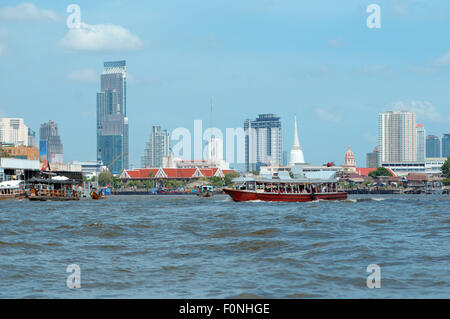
0, 180, 26, 200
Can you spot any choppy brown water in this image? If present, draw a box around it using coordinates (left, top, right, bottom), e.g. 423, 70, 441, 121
0, 194, 449, 298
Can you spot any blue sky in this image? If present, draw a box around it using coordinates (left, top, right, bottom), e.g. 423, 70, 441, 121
0, 0, 449, 168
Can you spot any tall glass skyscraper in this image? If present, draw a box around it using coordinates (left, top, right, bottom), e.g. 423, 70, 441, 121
97, 61, 129, 173
244, 114, 282, 172
40, 120, 63, 163
442, 134, 450, 158
426, 135, 440, 158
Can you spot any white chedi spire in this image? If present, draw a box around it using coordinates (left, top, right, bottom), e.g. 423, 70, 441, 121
289, 113, 305, 166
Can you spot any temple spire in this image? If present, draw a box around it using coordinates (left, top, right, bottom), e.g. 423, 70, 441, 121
292, 113, 300, 149
289, 113, 305, 165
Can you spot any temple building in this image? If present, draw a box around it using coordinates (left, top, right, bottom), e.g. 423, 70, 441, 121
289, 114, 305, 166
342, 146, 357, 174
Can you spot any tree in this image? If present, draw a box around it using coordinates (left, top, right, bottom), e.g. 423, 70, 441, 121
442, 157, 450, 178
98, 171, 114, 186
224, 171, 240, 187
252, 170, 259, 176
369, 167, 393, 178
288, 170, 294, 179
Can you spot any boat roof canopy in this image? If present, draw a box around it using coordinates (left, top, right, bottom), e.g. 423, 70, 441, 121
28, 177, 78, 185
231, 176, 338, 184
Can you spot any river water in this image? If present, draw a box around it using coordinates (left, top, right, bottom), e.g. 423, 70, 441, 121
0, 194, 449, 298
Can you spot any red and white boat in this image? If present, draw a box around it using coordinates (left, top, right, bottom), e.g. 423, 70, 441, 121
223, 175, 347, 202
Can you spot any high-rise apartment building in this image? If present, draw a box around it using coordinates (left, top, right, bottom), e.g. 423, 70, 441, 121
366, 147, 379, 168
378, 111, 417, 163
244, 114, 282, 172
141, 126, 170, 168
416, 124, 426, 162
426, 135, 440, 158
40, 120, 63, 163
442, 134, 450, 158
0, 118, 29, 146
97, 60, 129, 173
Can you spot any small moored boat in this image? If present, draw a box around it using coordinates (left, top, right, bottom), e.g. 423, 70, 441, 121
197, 185, 214, 198
0, 180, 26, 201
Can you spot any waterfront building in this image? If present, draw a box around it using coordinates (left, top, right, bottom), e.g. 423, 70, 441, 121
70, 160, 106, 179
366, 147, 379, 168
342, 146, 357, 174
416, 124, 426, 162
0, 157, 41, 182
378, 111, 417, 164
120, 167, 236, 183
141, 126, 170, 168
97, 60, 129, 173
426, 135, 440, 158
0, 145, 39, 160
381, 158, 446, 176
40, 120, 63, 163
442, 134, 450, 158
288, 114, 305, 166
0, 118, 29, 146
244, 114, 282, 172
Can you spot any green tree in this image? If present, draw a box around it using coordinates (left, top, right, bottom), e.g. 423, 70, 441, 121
288, 170, 294, 179
98, 171, 114, 186
442, 157, 450, 178
252, 170, 259, 176
369, 167, 393, 178
208, 176, 224, 187
224, 171, 240, 187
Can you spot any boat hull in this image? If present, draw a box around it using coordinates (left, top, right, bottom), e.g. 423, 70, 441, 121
0, 193, 26, 201
223, 188, 347, 202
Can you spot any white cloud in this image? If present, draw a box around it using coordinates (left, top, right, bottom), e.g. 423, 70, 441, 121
432, 50, 450, 67
327, 37, 346, 48
352, 64, 395, 77
0, 2, 59, 23
60, 23, 143, 52
67, 68, 98, 83
315, 108, 342, 123
389, 100, 450, 123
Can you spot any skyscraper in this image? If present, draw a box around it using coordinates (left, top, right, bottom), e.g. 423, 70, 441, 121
141, 126, 170, 168
366, 147, 379, 168
40, 120, 63, 163
97, 60, 129, 173
416, 124, 426, 162
426, 135, 440, 158
442, 134, 450, 158
378, 111, 417, 163
0, 118, 29, 146
244, 114, 282, 172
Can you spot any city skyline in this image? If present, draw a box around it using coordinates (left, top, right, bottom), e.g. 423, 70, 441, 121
1, 1, 450, 167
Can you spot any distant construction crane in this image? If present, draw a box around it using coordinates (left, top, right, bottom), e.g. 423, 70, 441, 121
107, 152, 125, 173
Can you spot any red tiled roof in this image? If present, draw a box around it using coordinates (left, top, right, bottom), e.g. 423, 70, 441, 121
407, 173, 427, 181
355, 168, 377, 176
162, 168, 199, 178
355, 167, 397, 177
124, 168, 159, 179
199, 168, 219, 177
